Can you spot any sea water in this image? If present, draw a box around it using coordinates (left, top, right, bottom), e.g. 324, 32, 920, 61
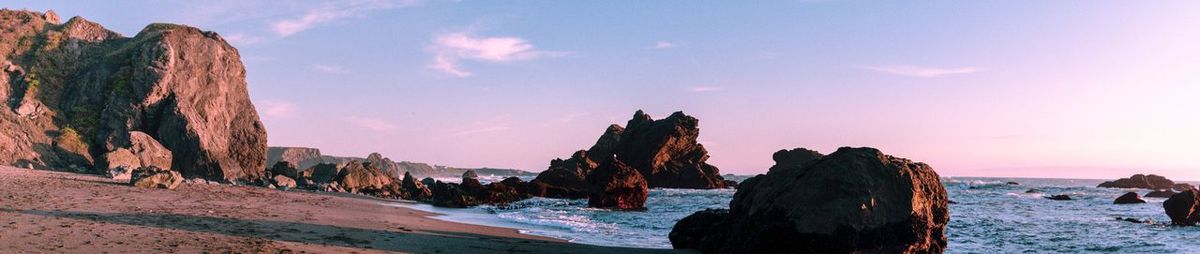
400, 177, 1200, 253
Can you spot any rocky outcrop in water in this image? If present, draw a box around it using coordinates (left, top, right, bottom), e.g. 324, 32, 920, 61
0, 10, 267, 182
670, 147, 948, 253
531, 150, 595, 196
1113, 192, 1145, 204
587, 158, 648, 210
1045, 195, 1072, 201
1146, 189, 1177, 198
1164, 190, 1200, 226
1098, 174, 1191, 191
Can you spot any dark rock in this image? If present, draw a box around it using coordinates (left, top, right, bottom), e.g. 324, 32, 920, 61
420, 177, 436, 187
586, 159, 648, 210
612, 111, 727, 189
532, 150, 596, 195
428, 181, 473, 208
462, 169, 479, 180
1005, 181, 1019, 185
304, 163, 341, 184
1113, 192, 1146, 204
1146, 189, 1177, 198
669, 208, 729, 250
401, 172, 432, 200
1045, 195, 1072, 201
1098, 174, 1178, 190
1115, 217, 1146, 224
1174, 183, 1195, 192
671, 147, 948, 253
768, 148, 824, 173
1025, 189, 1041, 193
130, 166, 183, 190
1164, 190, 1200, 226
268, 161, 301, 180
721, 180, 738, 188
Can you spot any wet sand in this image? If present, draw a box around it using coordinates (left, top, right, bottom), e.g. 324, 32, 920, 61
0, 166, 685, 253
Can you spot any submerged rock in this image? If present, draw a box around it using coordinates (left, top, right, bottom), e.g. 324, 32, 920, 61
1164, 190, 1200, 226
671, 147, 948, 253
1113, 192, 1146, 204
130, 166, 183, 190
1045, 195, 1072, 201
1006, 181, 1020, 185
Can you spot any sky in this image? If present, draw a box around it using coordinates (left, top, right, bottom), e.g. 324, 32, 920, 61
7, 1, 1200, 180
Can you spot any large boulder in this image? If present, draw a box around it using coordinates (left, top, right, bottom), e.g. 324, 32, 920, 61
271, 175, 297, 190
103, 131, 173, 180
1164, 190, 1200, 226
1098, 174, 1179, 190
669, 209, 729, 250
130, 166, 183, 190
0, 10, 268, 182
1113, 192, 1146, 204
586, 158, 648, 210
268, 161, 302, 180
334, 161, 395, 193
670, 147, 948, 253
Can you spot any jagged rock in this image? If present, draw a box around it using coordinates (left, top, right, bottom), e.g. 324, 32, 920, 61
587, 158, 648, 210
130, 166, 183, 190
669, 209, 729, 251
532, 150, 596, 196
1146, 189, 1177, 198
401, 172, 432, 200
670, 147, 948, 253
1164, 190, 1200, 226
1113, 192, 1146, 204
366, 152, 402, 178
305, 163, 341, 184
1046, 195, 1072, 201
768, 148, 823, 173
0, 10, 267, 182
428, 181, 473, 208
1098, 174, 1179, 190
612, 110, 727, 189
272, 175, 296, 190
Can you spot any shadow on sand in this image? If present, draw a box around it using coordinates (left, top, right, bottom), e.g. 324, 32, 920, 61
16, 209, 680, 253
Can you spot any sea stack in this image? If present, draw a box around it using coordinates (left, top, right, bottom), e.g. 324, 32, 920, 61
0, 10, 267, 182
1099, 174, 1193, 191
670, 147, 949, 253
1113, 192, 1146, 204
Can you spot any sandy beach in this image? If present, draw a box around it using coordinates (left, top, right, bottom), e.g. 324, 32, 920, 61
0, 166, 683, 253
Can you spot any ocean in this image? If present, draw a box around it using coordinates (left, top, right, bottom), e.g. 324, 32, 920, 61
397, 176, 1200, 253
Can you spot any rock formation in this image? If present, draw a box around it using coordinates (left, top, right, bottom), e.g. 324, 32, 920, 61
1098, 174, 1191, 191
401, 172, 432, 200
1164, 190, 1200, 226
1113, 192, 1145, 204
586, 158, 648, 210
266, 147, 325, 170
130, 166, 183, 190
670, 147, 948, 253
1146, 189, 1177, 198
0, 10, 267, 182
531, 150, 595, 197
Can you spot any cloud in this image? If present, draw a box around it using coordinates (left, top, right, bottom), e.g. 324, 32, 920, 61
311, 64, 351, 74
272, 0, 419, 37
861, 65, 981, 78
223, 33, 268, 46
257, 99, 297, 119
653, 41, 676, 49
426, 32, 571, 77
347, 116, 397, 131
689, 86, 723, 92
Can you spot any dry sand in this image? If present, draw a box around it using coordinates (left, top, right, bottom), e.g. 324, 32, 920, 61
0, 166, 685, 253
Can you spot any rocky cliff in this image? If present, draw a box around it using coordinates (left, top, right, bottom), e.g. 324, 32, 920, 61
267, 146, 535, 179
0, 10, 267, 182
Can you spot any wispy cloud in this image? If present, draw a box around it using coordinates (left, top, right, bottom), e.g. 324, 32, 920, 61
257, 99, 297, 119
426, 32, 571, 77
223, 33, 268, 46
689, 86, 723, 92
272, 0, 420, 37
311, 64, 351, 74
652, 41, 676, 49
449, 114, 512, 136
347, 116, 397, 131
861, 65, 981, 78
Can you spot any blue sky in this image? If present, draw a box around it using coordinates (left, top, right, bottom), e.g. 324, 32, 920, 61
8, 1, 1200, 179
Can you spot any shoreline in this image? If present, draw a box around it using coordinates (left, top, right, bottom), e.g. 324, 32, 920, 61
0, 166, 683, 253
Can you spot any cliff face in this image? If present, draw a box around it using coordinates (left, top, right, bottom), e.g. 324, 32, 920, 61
0, 10, 267, 182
